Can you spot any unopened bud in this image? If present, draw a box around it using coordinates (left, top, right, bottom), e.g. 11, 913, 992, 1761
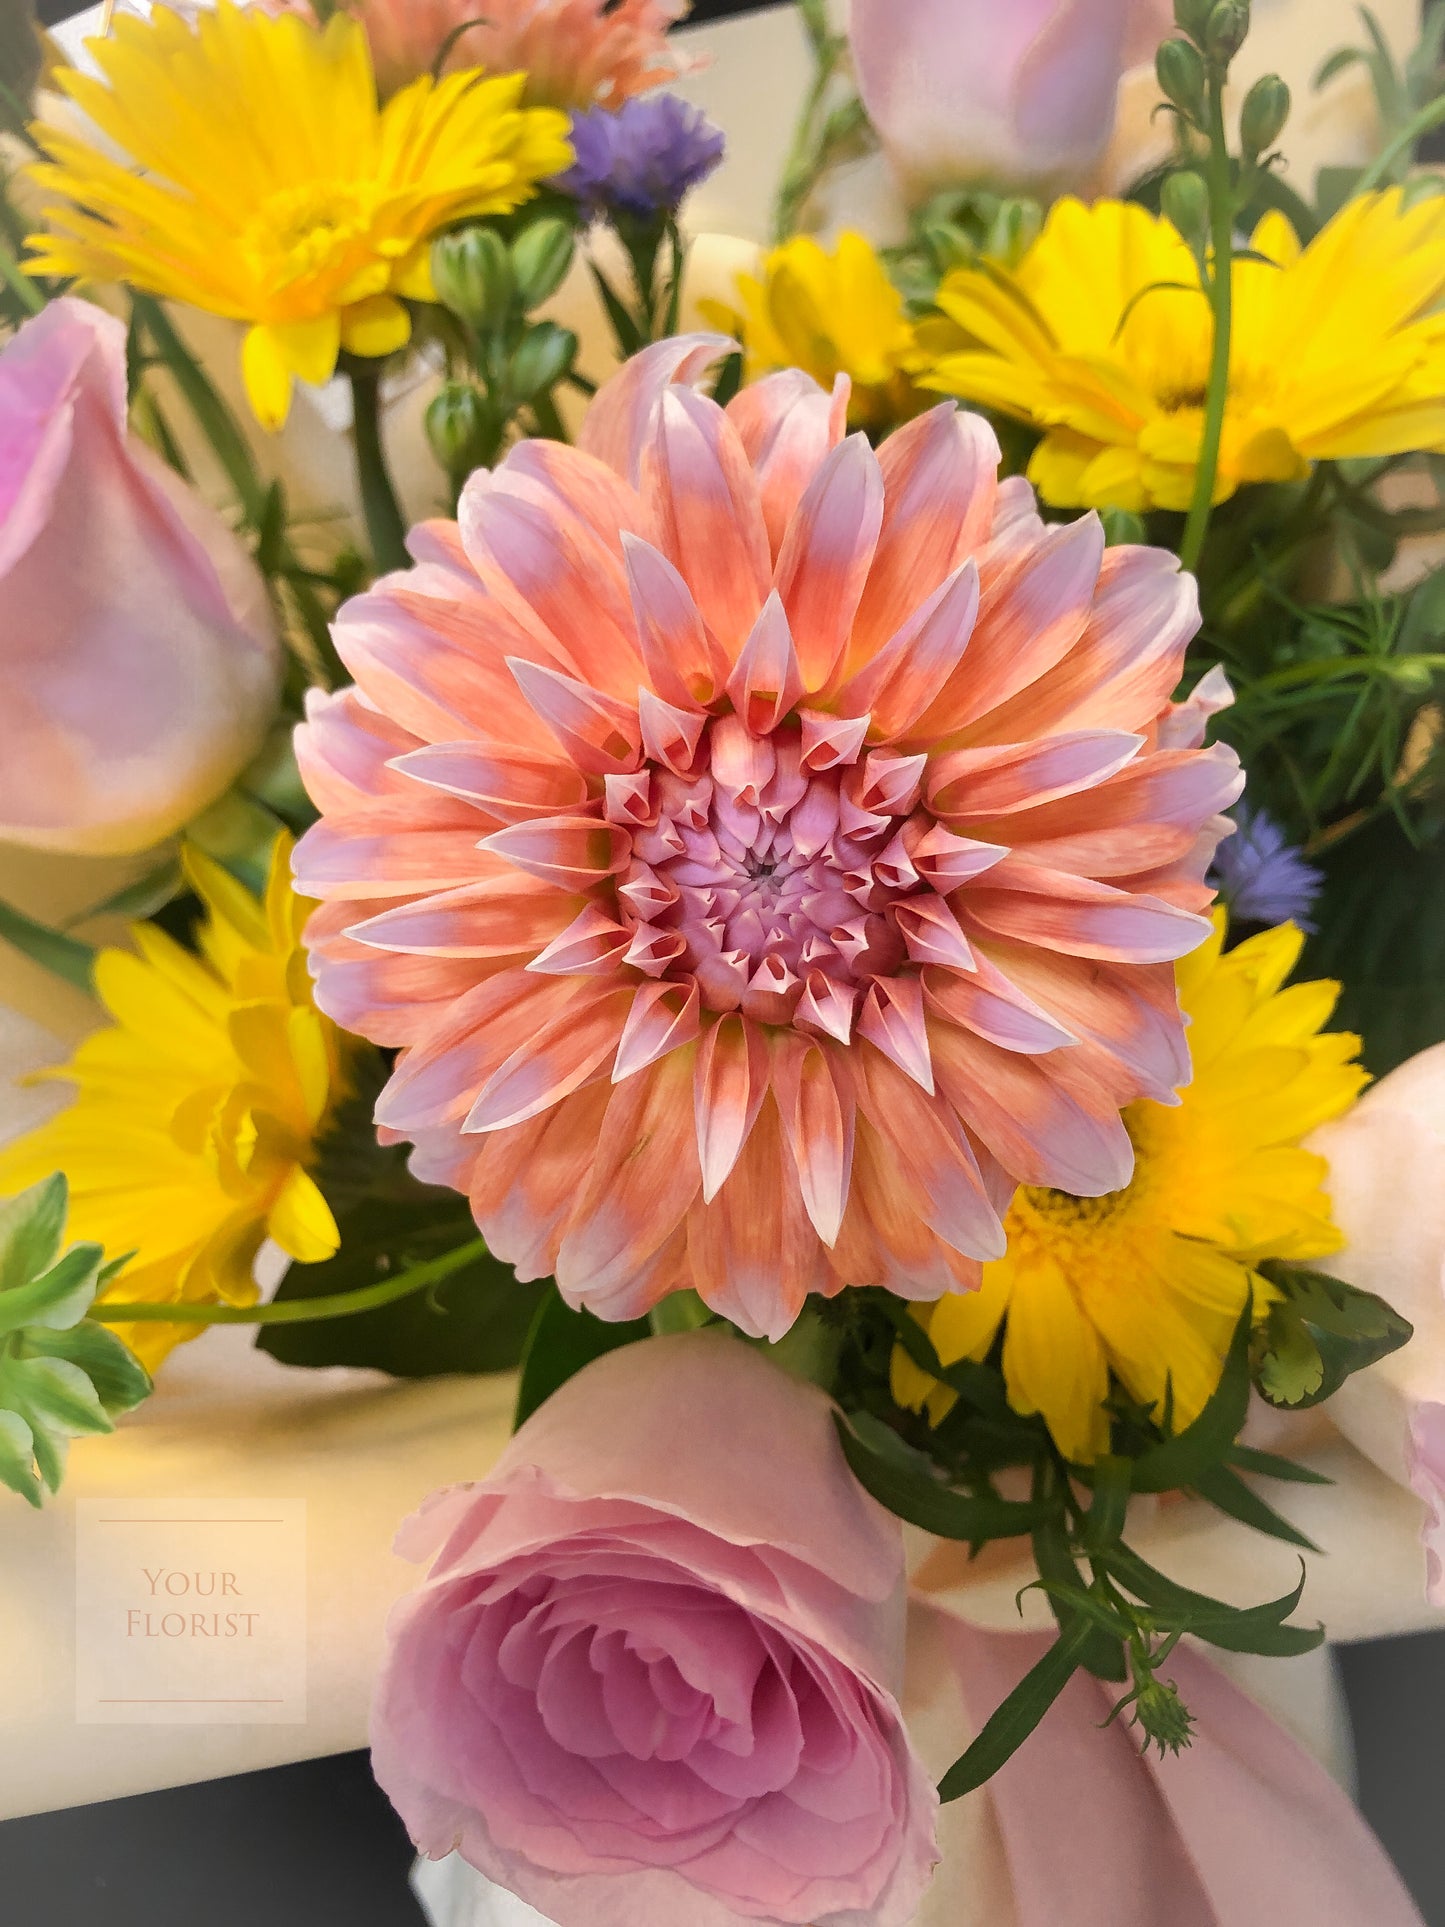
1132, 1678, 1196, 1758
511, 217, 577, 310
1100, 507, 1148, 548
1173, 0, 1215, 41
1239, 73, 1290, 156
425, 382, 491, 480
1204, 0, 1250, 62
509, 321, 578, 403
985, 198, 1042, 268
1155, 37, 1206, 120
430, 226, 514, 331
1161, 169, 1210, 247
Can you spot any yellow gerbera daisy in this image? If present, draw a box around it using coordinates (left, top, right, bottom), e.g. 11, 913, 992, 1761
893, 917, 1369, 1462
0, 837, 350, 1369
25, 2, 572, 428
713, 231, 923, 431
915, 190, 1445, 513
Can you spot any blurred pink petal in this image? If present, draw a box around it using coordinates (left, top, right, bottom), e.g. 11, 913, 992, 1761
0, 299, 278, 854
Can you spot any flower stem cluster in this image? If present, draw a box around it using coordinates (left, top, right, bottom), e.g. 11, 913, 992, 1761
426, 213, 581, 501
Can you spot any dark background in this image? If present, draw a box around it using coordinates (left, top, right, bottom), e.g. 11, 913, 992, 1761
7, 0, 1445, 1920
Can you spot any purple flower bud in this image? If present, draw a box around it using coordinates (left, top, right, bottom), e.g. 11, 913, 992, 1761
554, 94, 725, 220
1211, 805, 1323, 931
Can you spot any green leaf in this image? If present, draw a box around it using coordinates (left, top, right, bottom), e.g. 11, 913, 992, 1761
1226, 1443, 1333, 1486
0, 1242, 104, 1337
24, 1322, 152, 1418
1082, 1455, 1132, 1554
513, 1285, 652, 1430
1254, 1264, 1413, 1409
834, 1414, 1056, 1541
1129, 1302, 1253, 1494
0, 897, 97, 992
0, 1174, 67, 1296
258, 1193, 546, 1378
1033, 1511, 1126, 1681
0, 1409, 40, 1508
1106, 1544, 1325, 1657
1193, 1463, 1321, 1552
937, 1616, 1098, 1801
67, 859, 186, 928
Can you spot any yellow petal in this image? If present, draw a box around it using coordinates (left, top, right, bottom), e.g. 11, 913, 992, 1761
241, 325, 296, 432
339, 293, 412, 359
268, 1165, 340, 1265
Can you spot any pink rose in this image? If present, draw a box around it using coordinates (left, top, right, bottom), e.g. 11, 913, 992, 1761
371, 1330, 939, 1927
848, 0, 1174, 195
0, 298, 279, 855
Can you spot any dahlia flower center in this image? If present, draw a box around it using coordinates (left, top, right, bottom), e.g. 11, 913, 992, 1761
610, 712, 940, 1026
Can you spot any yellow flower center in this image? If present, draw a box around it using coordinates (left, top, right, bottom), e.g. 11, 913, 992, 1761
243, 181, 381, 298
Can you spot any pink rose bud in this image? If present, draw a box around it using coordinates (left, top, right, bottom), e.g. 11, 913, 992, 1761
1, 298, 279, 855
848, 0, 1175, 195
371, 1330, 939, 1927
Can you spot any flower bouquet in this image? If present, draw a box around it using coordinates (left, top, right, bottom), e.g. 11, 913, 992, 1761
3, 0, 1445, 1919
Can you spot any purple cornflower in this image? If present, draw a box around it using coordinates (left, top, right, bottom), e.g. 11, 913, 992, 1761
1211, 805, 1324, 931
555, 94, 725, 221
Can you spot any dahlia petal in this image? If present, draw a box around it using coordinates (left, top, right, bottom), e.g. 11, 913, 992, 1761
528, 903, 634, 977
893, 897, 976, 971
772, 432, 884, 690
848, 404, 1000, 670
376, 972, 586, 1133
708, 711, 776, 805
388, 742, 588, 823
981, 943, 1189, 1101
773, 1037, 855, 1247
334, 593, 553, 750
623, 921, 688, 976
927, 730, 1144, 822
833, 561, 980, 740
741, 953, 804, 1024
993, 744, 1244, 876
727, 368, 850, 558
972, 545, 1199, 745
294, 686, 419, 814
602, 770, 655, 828
578, 332, 735, 486
494, 436, 653, 560
854, 1055, 1006, 1260
725, 592, 806, 735
638, 686, 707, 774
1159, 661, 1233, 749
507, 657, 641, 775
464, 984, 634, 1132
613, 979, 702, 1082
687, 1099, 820, 1340
795, 969, 859, 1045
292, 819, 488, 898
482, 814, 631, 891
622, 532, 730, 710
922, 958, 1077, 1056
960, 859, 1211, 963
978, 474, 1046, 569
555, 1051, 701, 1307
693, 1012, 770, 1201
460, 475, 644, 698
307, 947, 484, 1049
923, 511, 1105, 737
347, 875, 575, 958
468, 1086, 612, 1285
905, 821, 1009, 890
858, 977, 934, 1093
799, 709, 871, 772
641, 385, 771, 654
929, 1022, 1134, 1196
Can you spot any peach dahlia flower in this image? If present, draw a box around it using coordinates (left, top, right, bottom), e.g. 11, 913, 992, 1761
294, 336, 1241, 1339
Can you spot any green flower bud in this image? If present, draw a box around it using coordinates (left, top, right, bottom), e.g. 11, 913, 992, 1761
1155, 37, 1206, 121
1204, 0, 1250, 63
430, 226, 514, 331
1160, 169, 1210, 247
511, 217, 577, 311
425, 382, 492, 480
1239, 73, 1290, 157
1131, 1678, 1196, 1758
984, 198, 1043, 268
1173, 0, 1215, 42
509, 321, 578, 403
1100, 507, 1148, 548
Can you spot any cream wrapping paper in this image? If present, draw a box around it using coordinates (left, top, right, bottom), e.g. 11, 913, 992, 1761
0, 0, 1437, 1837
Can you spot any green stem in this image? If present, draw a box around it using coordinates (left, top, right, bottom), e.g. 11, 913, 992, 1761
91, 1239, 488, 1327
1179, 75, 1236, 577
0, 242, 43, 315
349, 366, 410, 576
529, 385, 570, 443
1354, 94, 1445, 197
